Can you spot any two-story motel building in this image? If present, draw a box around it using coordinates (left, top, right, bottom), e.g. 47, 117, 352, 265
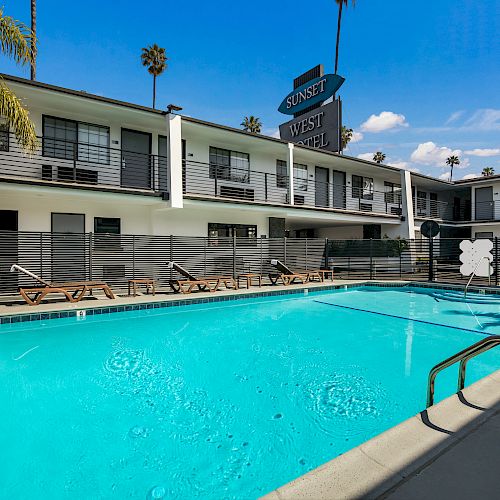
0, 74, 498, 242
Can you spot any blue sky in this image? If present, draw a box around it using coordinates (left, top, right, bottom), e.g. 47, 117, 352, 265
1, 0, 499, 179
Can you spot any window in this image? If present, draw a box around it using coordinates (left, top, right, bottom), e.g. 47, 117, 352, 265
0, 123, 9, 151
294, 163, 308, 191
417, 191, 427, 213
208, 223, 257, 238
276, 160, 287, 188
475, 232, 493, 239
352, 175, 374, 200
43, 115, 110, 165
94, 217, 121, 249
384, 182, 402, 204
209, 147, 249, 183
275, 160, 308, 191
43, 116, 77, 159
78, 123, 110, 164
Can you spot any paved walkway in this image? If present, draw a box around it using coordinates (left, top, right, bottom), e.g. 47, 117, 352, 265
0, 279, 365, 316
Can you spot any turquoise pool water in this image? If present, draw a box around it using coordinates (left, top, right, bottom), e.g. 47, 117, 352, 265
1, 285, 500, 499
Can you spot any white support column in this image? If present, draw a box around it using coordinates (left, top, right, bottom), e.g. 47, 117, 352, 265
401, 170, 415, 239
287, 143, 294, 205
166, 113, 183, 208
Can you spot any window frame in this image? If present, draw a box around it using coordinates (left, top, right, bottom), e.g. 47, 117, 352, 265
352, 175, 374, 200
42, 115, 110, 165
275, 160, 308, 191
209, 146, 250, 183
0, 123, 9, 152
384, 181, 402, 204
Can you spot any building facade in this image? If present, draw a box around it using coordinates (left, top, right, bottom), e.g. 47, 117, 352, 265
0, 74, 498, 242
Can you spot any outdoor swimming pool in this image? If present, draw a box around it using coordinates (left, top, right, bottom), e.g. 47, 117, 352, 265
1, 285, 500, 499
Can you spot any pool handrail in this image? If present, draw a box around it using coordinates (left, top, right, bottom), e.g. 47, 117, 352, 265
427, 335, 500, 407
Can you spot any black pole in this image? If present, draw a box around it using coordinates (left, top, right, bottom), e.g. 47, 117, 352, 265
428, 237, 434, 282
495, 237, 499, 287
369, 238, 373, 280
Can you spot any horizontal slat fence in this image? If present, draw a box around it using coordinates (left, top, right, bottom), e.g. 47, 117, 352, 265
0, 232, 498, 297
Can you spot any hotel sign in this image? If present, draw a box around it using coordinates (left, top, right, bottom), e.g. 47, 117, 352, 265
278, 73, 345, 116
279, 99, 341, 152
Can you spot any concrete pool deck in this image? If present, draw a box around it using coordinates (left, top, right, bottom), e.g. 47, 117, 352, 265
263, 370, 500, 500
0, 279, 366, 317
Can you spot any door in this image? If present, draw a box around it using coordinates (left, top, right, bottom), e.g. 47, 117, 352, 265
0, 210, 18, 294
121, 129, 152, 189
475, 187, 494, 220
332, 170, 346, 208
51, 213, 86, 282
315, 167, 329, 207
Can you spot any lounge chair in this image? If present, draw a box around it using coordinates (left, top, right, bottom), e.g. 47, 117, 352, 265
268, 259, 322, 285
167, 261, 237, 294
10, 264, 115, 306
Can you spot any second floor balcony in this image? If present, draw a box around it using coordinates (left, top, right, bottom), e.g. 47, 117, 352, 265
0, 133, 168, 194
183, 160, 404, 217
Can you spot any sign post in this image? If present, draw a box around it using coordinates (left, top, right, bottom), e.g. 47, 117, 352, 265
421, 220, 440, 282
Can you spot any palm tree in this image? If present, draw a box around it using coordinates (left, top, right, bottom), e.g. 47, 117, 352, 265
141, 44, 168, 109
241, 116, 262, 134
373, 151, 386, 164
482, 167, 495, 177
341, 125, 353, 150
445, 155, 460, 181
30, 0, 36, 80
0, 8, 38, 153
334, 0, 355, 75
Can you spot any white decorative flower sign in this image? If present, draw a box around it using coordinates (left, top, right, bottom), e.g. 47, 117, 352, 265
459, 239, 493, 277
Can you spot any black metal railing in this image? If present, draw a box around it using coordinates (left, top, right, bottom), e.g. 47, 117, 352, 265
184, 160, 403, 216
475, 201, 500, 221
0, 232, 498, 298
0, 133, 168, 193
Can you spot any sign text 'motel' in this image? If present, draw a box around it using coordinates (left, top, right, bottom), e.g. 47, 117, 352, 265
278, 73, 345, 116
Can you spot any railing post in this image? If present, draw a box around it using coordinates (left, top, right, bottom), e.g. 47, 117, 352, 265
260, 236, 263, 275
369, 238, 373, 280
265, 172, 268, 201
214, 165, 218, 196
495, 237, 499, 287
232, 234, 237, 279
284, 236, 287, 265
305, 238, 308, 270
169, 235, 173, 281
325, 238, 329, 270
72, 141, 77, 181
89, 232, 93, 281
204, 237, 207, 276
132, 234, 135, 279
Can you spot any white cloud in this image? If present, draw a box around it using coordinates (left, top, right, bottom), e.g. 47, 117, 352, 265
360, 111, 409, 133
357, 152, 374, 161
461, 173, 480, 180
464, 148, 500, 157
410, 141, 468, 167
445, 110, 465, 125
263, 128, 280, 139
351, 131, 364, 143
439, 172, 451, 181
464, 109, 500, 131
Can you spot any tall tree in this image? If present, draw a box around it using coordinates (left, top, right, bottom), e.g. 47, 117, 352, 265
241, 116, 262, 134
30, 0, 36, 80
334, 0, 355, 75
445, 155, 460, 181
141, 44, 168, 109
482, 167, 495, 177
341, 125, 353, 150
373, 151, 386, 164
0, 8, 38, 153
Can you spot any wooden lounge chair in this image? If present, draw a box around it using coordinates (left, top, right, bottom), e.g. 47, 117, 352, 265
268, 259, 315, 285
10, 264, 115, 306
167, 261, 237, 294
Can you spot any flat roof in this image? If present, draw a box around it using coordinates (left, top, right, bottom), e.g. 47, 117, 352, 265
1, 73, 475, 188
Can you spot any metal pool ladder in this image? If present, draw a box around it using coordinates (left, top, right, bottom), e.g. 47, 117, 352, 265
464, 256, 492, 298
427, 335, 500, 407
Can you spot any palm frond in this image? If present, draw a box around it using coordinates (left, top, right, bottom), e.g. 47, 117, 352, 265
0, 8, 35, 65
0, 79, 39, 154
